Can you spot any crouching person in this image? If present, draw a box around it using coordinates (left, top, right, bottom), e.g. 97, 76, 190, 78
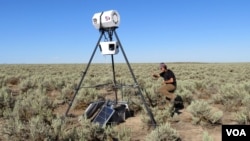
152, 63, 184, 112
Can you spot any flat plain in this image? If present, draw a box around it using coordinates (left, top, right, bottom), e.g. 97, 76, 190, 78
0, 63, 250, 141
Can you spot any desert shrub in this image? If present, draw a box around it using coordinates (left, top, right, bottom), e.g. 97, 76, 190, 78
140, 105, 173, 129
3, 89, 55, 140
11, 89, 54, 122
234, 95, 250, 124
177, 80, 196, 93
52, 86, 73, 106
135, 78, 145, 87
120, 86, 138, 98
145, 122, 180, 141
95, 122, 131, 141
117, 127, 131, 141
0, 74, 5, 88
194, 80, 207, 91
4, 116, 29, 140
42, 80, 56, 92
187, 100, 223, 126
234, 110, 250, 125
212, 83, 248, 111
72, 88, 99, 110
41, 76, 67, 92
143, 78, 156, 89
61, 116, 126, 141
142, 87, 160, 107
54, 77, 67, 90
0, 88, 16, 118
242, 95, 250, 109
29, 115, 76, 140
72, 117, 102, 140
5, 76, 20, 86
243, 83, 250, 94
153, 106, 172, 123
127, 95, 143, 114
176, 80, 195, 105
61, 85, 74, 97
196, 77, 220, 98
20, 79, 38, 93
202, 131, 214, 141
140, 107, 156, 129
29, 115, 51, 140
178, 88, 193, 105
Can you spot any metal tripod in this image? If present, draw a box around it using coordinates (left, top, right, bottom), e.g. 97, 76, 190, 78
65, 28, 157, 128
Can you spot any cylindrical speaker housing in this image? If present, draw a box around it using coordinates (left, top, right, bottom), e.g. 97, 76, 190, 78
92, 10, 120, 30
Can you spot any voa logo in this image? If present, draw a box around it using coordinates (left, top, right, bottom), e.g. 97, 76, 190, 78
226, 129, 246, 136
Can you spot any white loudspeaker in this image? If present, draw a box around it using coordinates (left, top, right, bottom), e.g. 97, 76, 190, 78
99, 41, 119, 55
92, 10, 120, 30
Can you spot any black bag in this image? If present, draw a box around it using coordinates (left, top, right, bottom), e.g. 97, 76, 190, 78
171, 95, 184, 117
173, 95, 184, 110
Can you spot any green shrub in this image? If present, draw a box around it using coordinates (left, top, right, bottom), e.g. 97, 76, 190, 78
145, 122, 180, 141
234, 95, 250, 124
176, 80, 194, 105
0, 74, 5, 88
202, 131, 214, 141
153, 106, 172, 124
187, 100, 223, 125
20, 79, 38, 93
3, 89, 55, 140
116, 126, 132, 141
212, 83, 248, 112
0, 88, 16, 118
29, 115, 50, 140
72, 88, 99, 110
234, 110, 249, 124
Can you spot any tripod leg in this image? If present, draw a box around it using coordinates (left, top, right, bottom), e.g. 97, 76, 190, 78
114, 30, 157, 128
111, 55, 118, 104
65, 31, 104, 116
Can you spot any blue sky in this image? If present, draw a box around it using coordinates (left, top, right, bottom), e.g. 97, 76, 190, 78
0, 0, 249, 64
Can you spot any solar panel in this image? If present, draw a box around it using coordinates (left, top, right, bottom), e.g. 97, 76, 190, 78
92, 105, 115, 127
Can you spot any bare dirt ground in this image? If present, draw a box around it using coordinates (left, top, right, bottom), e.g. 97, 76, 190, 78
172, 109, 221, 141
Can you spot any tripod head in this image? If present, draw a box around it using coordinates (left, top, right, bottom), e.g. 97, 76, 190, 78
97, 26, 120, 55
